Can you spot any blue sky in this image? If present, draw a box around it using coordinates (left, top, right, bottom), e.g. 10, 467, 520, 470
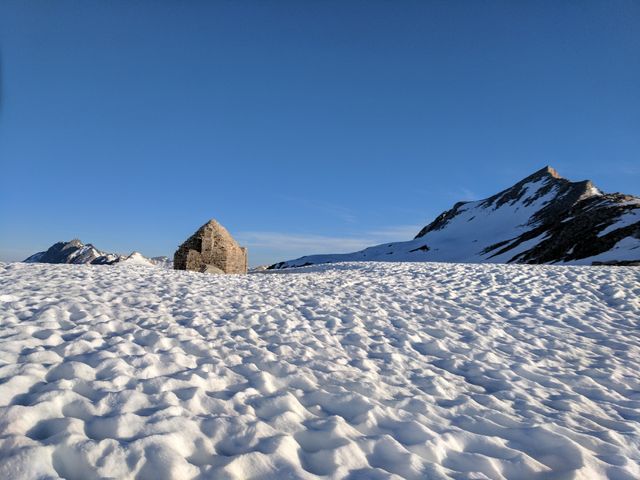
1, 1, 638, 266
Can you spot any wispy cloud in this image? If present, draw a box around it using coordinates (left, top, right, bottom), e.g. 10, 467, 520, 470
366, 224, 422, 241
237, 224, 422, 266
615, 164, 640, 176
236, 232, 374, 254
274, 194, 357, 223
454, 187, 479, 201
412, 186, 480, 204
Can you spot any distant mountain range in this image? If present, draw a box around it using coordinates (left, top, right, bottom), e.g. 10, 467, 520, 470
271, 166, 640, 269
24, 239, 172, 268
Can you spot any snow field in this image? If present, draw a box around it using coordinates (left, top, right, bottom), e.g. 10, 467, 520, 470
0, 261, 639, 479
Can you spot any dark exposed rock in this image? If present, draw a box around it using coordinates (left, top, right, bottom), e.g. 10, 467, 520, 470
173, 220, 248, 274
496, 193, 640, 264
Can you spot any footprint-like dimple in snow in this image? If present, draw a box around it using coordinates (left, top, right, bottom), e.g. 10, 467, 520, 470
26, 417, 83, 442
84, 412, 145, 441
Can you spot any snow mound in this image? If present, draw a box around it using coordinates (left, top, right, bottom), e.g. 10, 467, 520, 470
119, 252, 155, 266
1, 262, 639, 479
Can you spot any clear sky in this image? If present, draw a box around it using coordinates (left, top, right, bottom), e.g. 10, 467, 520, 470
1, 1, 638, 266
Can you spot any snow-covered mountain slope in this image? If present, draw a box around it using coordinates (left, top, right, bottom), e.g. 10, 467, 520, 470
1, 261, 639, 479
24, 239, 119, 265
271, 167, 640, 269
149, 256, 174, 268
24, 239, 172, 268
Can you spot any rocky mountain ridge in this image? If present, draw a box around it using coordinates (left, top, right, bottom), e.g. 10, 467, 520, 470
24, 239, 171, 268
271, 166, 640, 268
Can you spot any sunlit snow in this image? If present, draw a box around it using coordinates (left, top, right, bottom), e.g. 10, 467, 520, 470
1, 262, 639, 479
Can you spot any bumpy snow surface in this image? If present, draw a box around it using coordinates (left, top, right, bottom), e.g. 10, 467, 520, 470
1, 262, 639, 480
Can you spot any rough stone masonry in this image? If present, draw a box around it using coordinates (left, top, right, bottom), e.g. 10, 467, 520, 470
174, 219, 248, 274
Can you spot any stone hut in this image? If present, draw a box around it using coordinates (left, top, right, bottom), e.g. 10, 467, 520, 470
174, 219, 248, 274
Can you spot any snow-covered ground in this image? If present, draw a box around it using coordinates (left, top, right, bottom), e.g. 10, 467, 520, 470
1, 262, 639, 479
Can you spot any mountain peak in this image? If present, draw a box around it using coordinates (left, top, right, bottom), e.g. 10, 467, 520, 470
524, 165, 563, 182
541, 165, 561, 178
67, 239, 84, 248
